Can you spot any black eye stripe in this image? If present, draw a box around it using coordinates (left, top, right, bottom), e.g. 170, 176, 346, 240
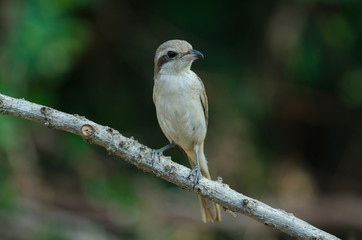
157, 55, 170, 68
157, 51, 178, 69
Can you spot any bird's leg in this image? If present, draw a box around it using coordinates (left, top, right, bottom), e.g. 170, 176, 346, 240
151, 142, 176, 166
188, 148, 201, 188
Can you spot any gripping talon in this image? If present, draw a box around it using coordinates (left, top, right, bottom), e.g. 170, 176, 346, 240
188, 147, 202, 188
150, 142, 176, 166
188, 165, 201, 188
150, 149, 162, 166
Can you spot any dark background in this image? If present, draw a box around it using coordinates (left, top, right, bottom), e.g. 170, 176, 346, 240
0, 0, 361, 239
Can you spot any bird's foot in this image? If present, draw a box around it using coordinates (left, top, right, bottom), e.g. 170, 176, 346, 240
188, 165, 201, 188
150, 148, 163, 166
150, 142, 176, 166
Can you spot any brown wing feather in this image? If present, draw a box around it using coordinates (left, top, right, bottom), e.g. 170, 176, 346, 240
197, 76, 208, 127
153, 80, 157, 105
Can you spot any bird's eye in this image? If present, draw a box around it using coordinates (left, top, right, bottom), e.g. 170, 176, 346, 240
167, 51, 177, 58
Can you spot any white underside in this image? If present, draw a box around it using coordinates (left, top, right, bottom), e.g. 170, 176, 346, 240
154, 70, 206, 151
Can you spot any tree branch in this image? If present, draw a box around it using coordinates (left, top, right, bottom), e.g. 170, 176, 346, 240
0, 93, 339, 240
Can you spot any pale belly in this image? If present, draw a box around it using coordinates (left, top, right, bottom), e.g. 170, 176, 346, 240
155, 93, 206, 151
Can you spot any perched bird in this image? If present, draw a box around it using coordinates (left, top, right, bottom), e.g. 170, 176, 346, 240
152, 39, 221, 222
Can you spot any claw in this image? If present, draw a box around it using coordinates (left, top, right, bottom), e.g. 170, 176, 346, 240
150, 149, 162, 166
188, 165, 201, 188
188, 146, 202, 188
150, 142, 176, 166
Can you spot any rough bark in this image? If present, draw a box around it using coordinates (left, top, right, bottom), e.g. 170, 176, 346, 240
0, 93, 340, 240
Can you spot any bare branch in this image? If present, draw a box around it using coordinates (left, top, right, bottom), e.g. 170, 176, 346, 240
0, 93, 340, 240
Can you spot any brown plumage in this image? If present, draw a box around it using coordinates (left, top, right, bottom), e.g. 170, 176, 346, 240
152, 39, 221, 222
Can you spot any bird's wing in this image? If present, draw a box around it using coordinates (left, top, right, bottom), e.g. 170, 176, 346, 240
198, 76, 208, 127
152, 80, 157, 105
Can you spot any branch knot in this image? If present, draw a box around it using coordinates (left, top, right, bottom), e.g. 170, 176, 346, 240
81, 124, 94, 137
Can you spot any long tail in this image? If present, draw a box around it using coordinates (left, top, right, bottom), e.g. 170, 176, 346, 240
186, 145, 221, 223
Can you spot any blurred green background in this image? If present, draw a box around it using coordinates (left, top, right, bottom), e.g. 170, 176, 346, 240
0, 0, 361, 239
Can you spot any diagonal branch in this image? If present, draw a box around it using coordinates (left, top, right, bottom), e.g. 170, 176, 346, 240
0, 93, 339, 240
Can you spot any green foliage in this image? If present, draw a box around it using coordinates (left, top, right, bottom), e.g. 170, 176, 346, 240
287, 36, 324, 86
0, 0, 93, 95
0, 0, 361, 239
339, 69, 362, 107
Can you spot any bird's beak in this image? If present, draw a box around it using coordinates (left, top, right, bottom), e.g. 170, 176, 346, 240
182, 49, 204, 60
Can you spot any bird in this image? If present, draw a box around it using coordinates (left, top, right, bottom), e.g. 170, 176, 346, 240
152, 39, 221, 223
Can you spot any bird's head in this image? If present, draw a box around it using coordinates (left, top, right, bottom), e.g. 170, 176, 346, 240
154, 39, 204, 75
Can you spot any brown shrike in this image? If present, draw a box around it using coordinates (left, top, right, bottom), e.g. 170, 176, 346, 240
152, 39, 221, 222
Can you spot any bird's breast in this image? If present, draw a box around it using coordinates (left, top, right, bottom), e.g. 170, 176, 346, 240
154, 72, 206, 150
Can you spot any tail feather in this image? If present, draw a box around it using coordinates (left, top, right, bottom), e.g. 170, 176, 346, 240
199, 195, 221, 223
186, 146, 221, 223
